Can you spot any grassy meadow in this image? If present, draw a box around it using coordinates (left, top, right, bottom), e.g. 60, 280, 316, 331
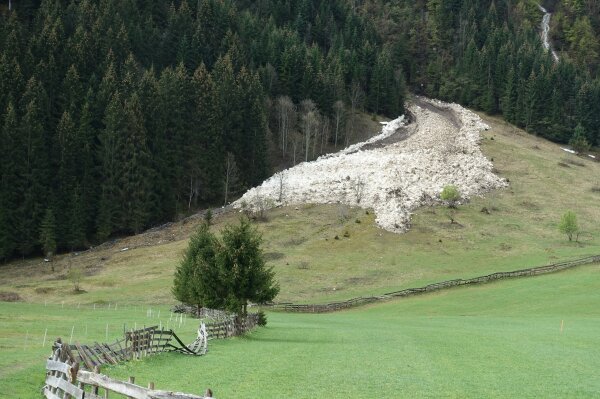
1, 264, 597, 398
0, 113, 599, 397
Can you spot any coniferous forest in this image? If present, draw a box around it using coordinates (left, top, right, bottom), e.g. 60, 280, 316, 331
0, 0, 599, 260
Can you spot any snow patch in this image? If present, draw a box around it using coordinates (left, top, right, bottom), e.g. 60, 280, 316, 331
235, 97, 507, 233
562, 148, 577, 154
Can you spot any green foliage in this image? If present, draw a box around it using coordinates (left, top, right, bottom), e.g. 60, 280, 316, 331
217, 218, 279, 315
204, 209, 213, 226
559, 211, 579, 241
39, 209, 56, 258
569, 124, 591, 153
172, 223, 217, 310
0, 0, 397, 260
440, 185, 461, 208
256, 310, 268, 326
173, 218, 278, 316
66, 267, 84, 292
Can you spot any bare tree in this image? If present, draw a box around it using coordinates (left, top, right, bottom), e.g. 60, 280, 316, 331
276, 96, 295, 158
352, 176, 366, 204
223, 152, 239, 205
333, 100, 345, 148
300, 99, 319, 162
347, 82, 364, 146
277, 172, 286, 203
188, 175, 201, 210
319, 117, 330, 155
253, 188, 274, 221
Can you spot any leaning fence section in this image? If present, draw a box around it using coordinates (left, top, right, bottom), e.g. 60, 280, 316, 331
265, 254, 600, 313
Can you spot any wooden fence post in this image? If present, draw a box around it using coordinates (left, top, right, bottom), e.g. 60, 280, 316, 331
128, 376, 135, 399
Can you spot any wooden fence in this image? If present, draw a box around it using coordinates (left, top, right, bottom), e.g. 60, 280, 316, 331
62, 324, 206, 371
265, 254, 600, 313
45, 340, 206, 399
204, 314, 260, 339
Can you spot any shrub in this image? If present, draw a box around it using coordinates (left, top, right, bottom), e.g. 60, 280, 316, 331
67, 267, 84, 292
569, 124, 590, 153
256, 311, 267, 326
440, 185, 460, 208
559, 211, 579, 241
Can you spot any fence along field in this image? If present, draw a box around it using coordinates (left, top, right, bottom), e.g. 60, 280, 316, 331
45, 339, 206, 399
43, 313, 260, 398
265, 254, 600, 313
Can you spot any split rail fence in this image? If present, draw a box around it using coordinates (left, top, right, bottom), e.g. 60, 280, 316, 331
64, 325, 205, 371
44, 339, 206, 399
44, 314, 259, 398
266, 254, 600, 313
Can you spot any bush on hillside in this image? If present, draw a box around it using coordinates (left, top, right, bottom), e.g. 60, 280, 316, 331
440, 185, 461, 208
559, 211, 579, 241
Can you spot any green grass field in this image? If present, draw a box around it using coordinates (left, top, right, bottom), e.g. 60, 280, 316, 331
1, 113, 599, 397
2, 264, 597, 398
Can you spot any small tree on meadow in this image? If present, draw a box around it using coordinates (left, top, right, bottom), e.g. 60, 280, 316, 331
172, 223, 218, 313
559, 211, 579, 241
67, 267, 84, 292
173, 218, 279, 323
440, 185, 461, 208
217, 218, 279, 316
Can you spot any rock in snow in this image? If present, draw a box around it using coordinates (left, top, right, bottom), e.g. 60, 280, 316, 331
235, 97, 507, 233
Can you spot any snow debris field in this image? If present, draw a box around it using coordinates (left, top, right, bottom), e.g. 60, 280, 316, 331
235, 97, 507, 233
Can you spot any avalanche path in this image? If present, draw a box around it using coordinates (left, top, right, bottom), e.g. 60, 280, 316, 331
235, 97, 507, 233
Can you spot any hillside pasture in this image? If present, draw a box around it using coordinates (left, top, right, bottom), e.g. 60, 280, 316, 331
1, 112, 599, 306
93, 265, 600, 398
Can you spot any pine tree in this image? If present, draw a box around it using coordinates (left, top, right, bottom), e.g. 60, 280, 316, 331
217, 218, 279, 316
122, 94, 151, 234
172, 223, 218, 311
0, 102, 19, 260
39, 208, 57, 258
96, 93, 126, 240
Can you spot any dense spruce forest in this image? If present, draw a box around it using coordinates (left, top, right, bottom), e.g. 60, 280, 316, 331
0, 0, 598, 261
0, 0, 406, 259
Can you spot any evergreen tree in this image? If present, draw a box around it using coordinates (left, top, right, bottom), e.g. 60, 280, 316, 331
569, 124, 590, 153
172, 223, 218, 311
39, 208, 57, 258
96, 93, 126, 240
122, 94, 152, 233
217, 218, 279, 316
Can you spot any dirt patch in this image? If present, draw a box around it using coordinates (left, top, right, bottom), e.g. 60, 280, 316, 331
0, 291, 22, 302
